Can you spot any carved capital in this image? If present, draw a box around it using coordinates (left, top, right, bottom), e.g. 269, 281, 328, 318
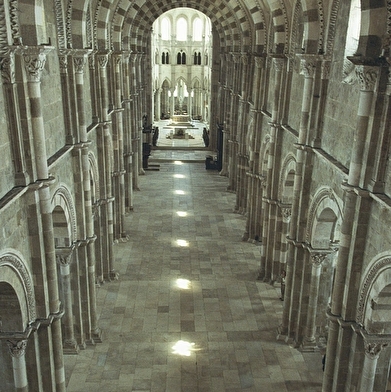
6, 339, 27, 358
232, 53, 241, 64
241, 54, 248, 66
72, 49, 91, 74
355, 65, 379, 92
364, 341, 388, 359
321, 60, 331, 80
73, 56, 87, 74
310, 252, 328, 267
0, 50, 16, 83
298, 55, 318, 78
112, 52, 123, 67
55, 245, 75, 266
281, 207, 292, 221
58, 51, 70, 74
21, 46, 53, 82
96, 52, 110, 69
272, 57, 285, 72
254, 56, 265, 69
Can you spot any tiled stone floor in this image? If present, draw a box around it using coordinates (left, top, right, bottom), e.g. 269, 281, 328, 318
64, 153, 324, 391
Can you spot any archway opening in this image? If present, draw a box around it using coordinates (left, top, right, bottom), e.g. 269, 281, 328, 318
151, 8, 212, 148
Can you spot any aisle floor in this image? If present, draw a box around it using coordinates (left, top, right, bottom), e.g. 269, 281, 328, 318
64, 157, 324, 392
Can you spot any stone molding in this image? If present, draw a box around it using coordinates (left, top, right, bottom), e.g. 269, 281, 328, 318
357, 257, 391, 325
0, 253, 36, 322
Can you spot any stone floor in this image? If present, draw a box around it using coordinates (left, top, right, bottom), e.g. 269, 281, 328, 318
64, 151, 324, 391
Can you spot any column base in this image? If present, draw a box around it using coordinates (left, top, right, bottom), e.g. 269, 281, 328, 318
91, 328, 103, 344
300, 337, 318, 352
109, 270, 120, 281
63, 339, 80, 355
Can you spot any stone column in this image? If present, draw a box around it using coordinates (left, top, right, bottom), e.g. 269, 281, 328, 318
302, 251, 328, 350
156, 88, 161, 120
227, 54, 241, 193
244, 56, 265, 241
0, 49, 30, 185
56, 246, 78, 353
6, 339, 28, 392
73, 50, 102, 342
188, 88, 193, 119
359, 338, 389, 392
235, 54, 250, 215
129, 54, 140, 191
58, 50, 77, 144
112, 52, 126, 240
122, 52, 134, 211
96, 51, 117, 281
22, 46, 66, 392
170, 87, 175, 117
260, 56, 285, 283
324, 65, 380, 392
281, 55, 317, 340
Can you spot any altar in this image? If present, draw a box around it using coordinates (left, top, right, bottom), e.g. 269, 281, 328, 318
172, 114, 190, 124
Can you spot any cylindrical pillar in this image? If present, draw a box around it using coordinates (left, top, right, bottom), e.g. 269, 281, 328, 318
22, 46, 66, 391
7, 339, 28, 392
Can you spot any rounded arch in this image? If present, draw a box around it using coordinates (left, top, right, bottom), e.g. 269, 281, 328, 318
358, 255, 391, 333
356, 0, 388, 59
17, 0, 49, 46
66, 0, 91, 49
120, 1, 244, 53
0, 250, 36, 328
278, 153, 297, 205
300, 0, 324, 54
269, 0, 290, 54
51, 185, 78, 246
305, 187, 343, 249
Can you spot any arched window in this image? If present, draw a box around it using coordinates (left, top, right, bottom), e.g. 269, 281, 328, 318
162, 52, 170, 64
176, 17, 187, 41
161, 17, 170, 40
345, 0, 360, 57
343, 0, 361, 80
194, 52, 201, 65
193, 18, 202, 41
182, 52, 186, 64
177, 52, 181, 64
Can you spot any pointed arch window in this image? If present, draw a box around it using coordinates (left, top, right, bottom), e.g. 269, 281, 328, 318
193, 52, 201, 65
177, 51, 186, 65
162, 52, 170, 64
